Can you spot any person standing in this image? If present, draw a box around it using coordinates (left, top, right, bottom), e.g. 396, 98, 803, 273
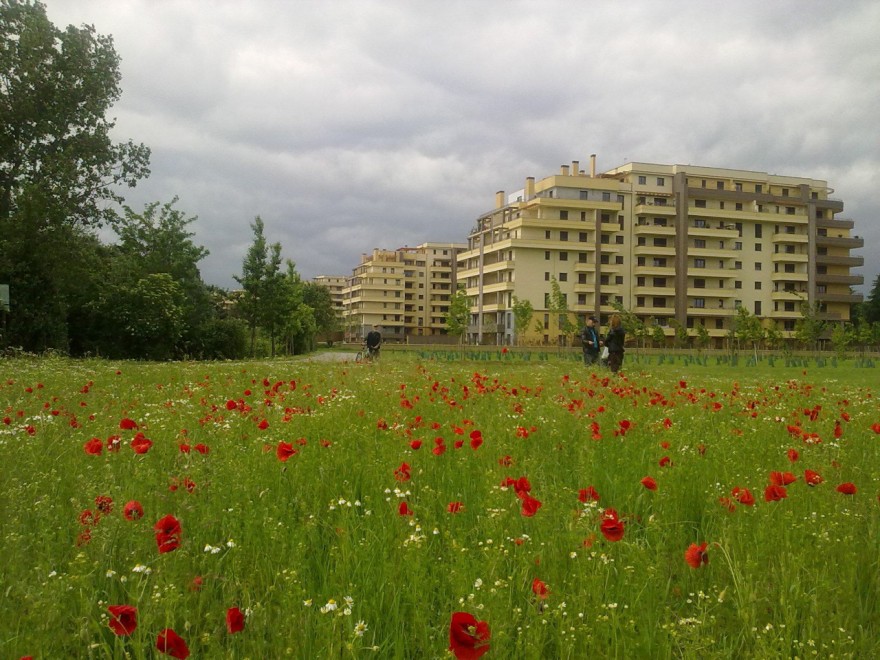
365, 325, 382, 360
604, 313, 626, 374
580, 316, 600, 365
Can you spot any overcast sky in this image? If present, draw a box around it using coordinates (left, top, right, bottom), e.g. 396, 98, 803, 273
45, 0, 878, 293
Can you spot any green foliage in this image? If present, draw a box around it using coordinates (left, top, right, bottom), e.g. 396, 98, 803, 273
445, 284, 470, 341
548, 277, 577, 345
511, 295, 534, 346
794, 301, 826, 351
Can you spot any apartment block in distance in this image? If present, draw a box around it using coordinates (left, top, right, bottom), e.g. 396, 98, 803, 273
312, 275, 347, 340
341, 242, 467, 342
458, 156, 864, 346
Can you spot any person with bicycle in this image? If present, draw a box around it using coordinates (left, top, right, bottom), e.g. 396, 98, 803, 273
364, 325, 382, 360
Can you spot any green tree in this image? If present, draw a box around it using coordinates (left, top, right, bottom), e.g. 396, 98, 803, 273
694, 322, 710, 353
260, 244, 287, 357
733, 306, 764, 360
302, 282, 339, 344
445, 285, 470, 351
111, 273, 185, 360
235, 217, 269, 354
0, 1, 150, 350
511, 295, 533, 346
548, 278, 576, 347
651, 322, 666, 348
829, 322, 853, 361
794, 301, 826, 352
862, 274, 880, 324
670, 319, 689, 350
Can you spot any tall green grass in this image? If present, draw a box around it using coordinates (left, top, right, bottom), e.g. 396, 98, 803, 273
1, 355, 878, 658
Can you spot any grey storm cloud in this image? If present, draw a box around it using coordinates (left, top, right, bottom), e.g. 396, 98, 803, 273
45, 0, 879, 292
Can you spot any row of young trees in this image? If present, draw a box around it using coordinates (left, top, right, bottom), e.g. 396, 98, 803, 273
0, 1, 334, 360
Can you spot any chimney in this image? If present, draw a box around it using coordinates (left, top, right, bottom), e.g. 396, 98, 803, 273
561, 164, 569, 176
495, 190, 505, 208
572, 160, 579, 175
590, 154, 597, 177
525, 176, 535, 199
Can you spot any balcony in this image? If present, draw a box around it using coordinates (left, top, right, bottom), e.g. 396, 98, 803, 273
772, 232, 809, 243
687, 286, 736, 298
816, 217, 853, 230
816, 292, 863, 304
687, 306, 733, 317
771, 290, 807, 302
771, 271, 808, 282
635, 286, 676, 297
771, 252, 809, 263
816, 254, 864, 267
690, 246, 733, 259
634, 245, 676, 257
634, 223, 676, 236
815, 235, 864, 250
815, 273, 864, 286
635, 202, 676, 216
634, 265, 675, 277
688, 224, 740, 239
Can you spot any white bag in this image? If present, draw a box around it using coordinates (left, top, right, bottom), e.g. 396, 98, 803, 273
600, 346, 609, 360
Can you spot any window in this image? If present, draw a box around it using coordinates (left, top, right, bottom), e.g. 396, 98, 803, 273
653, 277, 667, 287
545, 251, 551, 260
637, 276, 646, 286
544, 272, 550, 281
559, 273, 568, 282
559, 252, 568, 261
600, 254, 610, 265
735, 203, 743, 211
656, 177, 665, 186
695, 199, 707, 208
636, 296, 645, 307
601, 233, 610, 244
637, 257, 646, 266
694, 298, 706, 308
560, 231, 568, 241
735, 261, 742, 270
734, 241, 743, 251
653, 297, 666, 308
755, 243, 762, 251
579, 232, 588, 242
577, 293, 587, 305
653, 257, 667, 267
782, 188, 789, 197
784, 264, 795, 273
616, 276, 624, 284
578, 273, 587, 284
817, 284, 827, 293
735, 182, 743, 192
615, 235, 624, 244
579, 190, 588, 200
694, 239, 706, 248
638, 175, 647, 185
545, 230, 551, 239
637, 237, 647, 246
784, 302, 795, 312
695, 258, 706, 268
654, 237, 667, 247
755, 281, 762, 290
602, 192, 611, 202
694, 219, 707, 228
600, 275, 610, 285
694, 279, 705, 288
755, 262, 762, 271
735, 280, 742, 289
560, 210, 569, 220
786, 207, 795, 215
578, 252, 587, 263
616, 256, 624, 265
755, 184, 763, 193
717, 181, 724, 190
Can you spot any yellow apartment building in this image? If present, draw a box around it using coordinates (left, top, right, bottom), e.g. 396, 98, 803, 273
341, 242, 467, 342
458, 157, 864, 346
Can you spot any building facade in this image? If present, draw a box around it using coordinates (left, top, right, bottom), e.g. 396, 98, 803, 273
341, 242, 466, 342
458, 158, 864, 346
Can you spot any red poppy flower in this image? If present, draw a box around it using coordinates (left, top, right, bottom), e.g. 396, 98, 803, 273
226, 607, 245, 634
732, 487, 755, 506
432, 443, 447, 456
179, 443, 191, 454
398, 501, 413, 516
787, 448, 799, 463
871, 422, 880, 434
225, 399, 237, 411
641, 476, 657, 491
123, 500, 144, 521
447, 501, 464, 514
106, 435, 121, 452
194, 444, 209, 454
833, 422, 843, 439
131, 433, 153, 454
154, 514, 182, 553
600, 508, 625, 542
764, 484, 787, 502
520, 493, 542, 517
684, 542, 709, 569
769, 471, 797, 486
276, 441, 297, 462
578, 486, 600, 503
469, 430, 483, 450
531, 578, 549, 600
95, 495, 113, 515
659, 456, 672, 468
190, 576, 203, 591
394, 462, 412, 481
119, 418, 138, 430
513, 476, 531, 496
107, 605, 138, 636
836, 482, 857, 495
804, 470, 824, 486
156, 628, 190, 659
498, 454, 513, 466
257, 419, 269, 430
409, 439, 422, 450
449, 611, 491, 659
83, 438, 103, 455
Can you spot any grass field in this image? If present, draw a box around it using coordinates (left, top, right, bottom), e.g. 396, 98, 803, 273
1, 353, 878, 658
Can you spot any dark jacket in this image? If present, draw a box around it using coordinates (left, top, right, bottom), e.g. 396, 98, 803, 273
580, 325, 600, 354
605, 327, 625, 354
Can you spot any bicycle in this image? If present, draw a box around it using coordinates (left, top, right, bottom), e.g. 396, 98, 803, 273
355, 344, 380, 363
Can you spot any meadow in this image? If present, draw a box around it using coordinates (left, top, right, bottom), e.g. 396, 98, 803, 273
1, 353, 878, 659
